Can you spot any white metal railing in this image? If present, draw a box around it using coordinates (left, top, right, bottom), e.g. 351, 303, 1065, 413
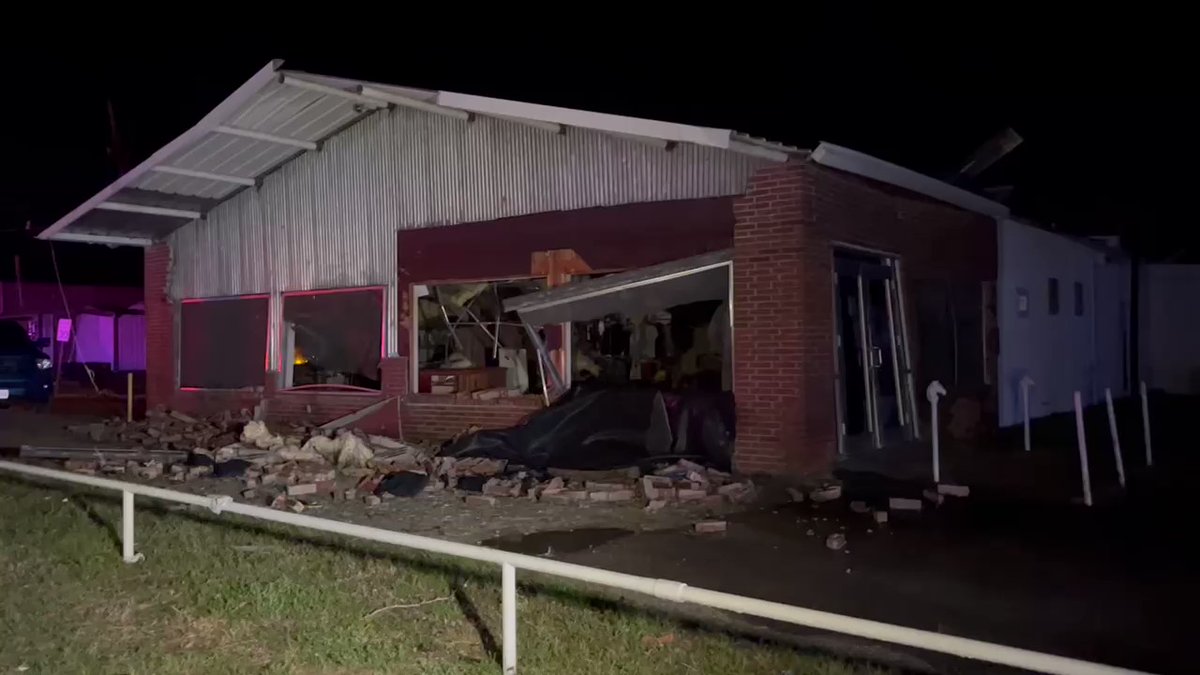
0, 460, 1148, 675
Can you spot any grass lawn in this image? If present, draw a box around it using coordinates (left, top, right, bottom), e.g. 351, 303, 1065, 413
0, 478, 885, 674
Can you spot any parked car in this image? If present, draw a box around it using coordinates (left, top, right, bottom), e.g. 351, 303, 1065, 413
0, 320, 54, 405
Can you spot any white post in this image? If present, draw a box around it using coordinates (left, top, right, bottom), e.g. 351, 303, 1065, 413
1140, 381, 1153, 467
926, 381, 947, 483
121, 491, 143, 563
502, 562, 517, 675
1020, 375, 1034, 452
1104, 388, 1126, 489
1073, 392, 1093, 507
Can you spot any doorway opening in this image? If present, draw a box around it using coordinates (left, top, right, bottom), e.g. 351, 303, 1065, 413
833, 248, 917, 453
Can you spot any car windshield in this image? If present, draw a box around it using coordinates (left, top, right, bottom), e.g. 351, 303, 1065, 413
0, 321, 33, 349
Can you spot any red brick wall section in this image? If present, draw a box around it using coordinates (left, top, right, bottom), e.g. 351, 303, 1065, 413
403, 394, 543, 441
144, 244, 175, 410
731, 162, 997, 478
732, 164, 816, 477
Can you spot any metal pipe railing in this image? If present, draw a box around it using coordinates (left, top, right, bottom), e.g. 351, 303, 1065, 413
0, 460, 1148, 675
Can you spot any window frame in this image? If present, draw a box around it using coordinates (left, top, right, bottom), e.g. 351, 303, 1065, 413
278, 285, 387, 393
177, 294, 270, 391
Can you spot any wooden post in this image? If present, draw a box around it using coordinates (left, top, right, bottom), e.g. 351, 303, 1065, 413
126, 372, 134, 423
1104, 388, 1126, 489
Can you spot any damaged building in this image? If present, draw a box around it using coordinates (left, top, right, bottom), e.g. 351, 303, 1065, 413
40, 60, 1004, 478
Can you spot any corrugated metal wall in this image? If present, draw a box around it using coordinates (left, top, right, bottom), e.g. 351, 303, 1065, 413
169, 107, 766, 355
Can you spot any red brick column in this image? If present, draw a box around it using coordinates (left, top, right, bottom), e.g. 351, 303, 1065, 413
732, 163, 835, 477
144, 243, 175, 411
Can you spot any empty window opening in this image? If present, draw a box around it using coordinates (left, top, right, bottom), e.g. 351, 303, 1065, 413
1074, 281, 1085, 317
1048, 277, 1060, 315
415, 280, 545, 397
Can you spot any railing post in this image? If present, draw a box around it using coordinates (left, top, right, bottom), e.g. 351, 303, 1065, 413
926, 381, 946, 483
1073, 392, 1093, 507
502, 562, 517, 674
122, 491, 144, 563
1140, 381, 1153, 467
1104, 388, 1126, 489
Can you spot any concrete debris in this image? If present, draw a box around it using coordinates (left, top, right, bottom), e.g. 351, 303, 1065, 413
849, 500, 870, 514
694, 520, 727, 534
589, 489, 635, 502
676, 488, 708, 502
922, 489, 945, 506
825, 533, 847, 551
809, 484, 843, 503
786, 487, 806, 503
716, 481, 755, 504
363, 495, 382, 507
889, 497, 923, 511
937, 484, 970, 497
643, 499, 668, 513
873, 510, 889, 524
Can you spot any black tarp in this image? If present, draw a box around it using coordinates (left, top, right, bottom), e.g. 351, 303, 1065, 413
442, 386, 735, 470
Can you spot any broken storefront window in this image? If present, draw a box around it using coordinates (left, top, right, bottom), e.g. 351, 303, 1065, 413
415, 281, 545, 398
283, 288, 383, 389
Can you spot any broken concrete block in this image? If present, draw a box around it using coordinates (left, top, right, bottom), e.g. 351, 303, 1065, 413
889, 497, 922, 511
873, 510, 889, 524
849, 500, 869, 514
643, 499, 668, 513
287, 483, 320, 497
269, 494, 289, 510
701, 494, 725, 508
545, 491, 588, 504
186, 465, 212, 479
922, 489, 945, 506
809, 484, 843, 502
825, 533, 847, 551
937, 484, 970, 497
676, 488, 708, 502
694, 520, 727, 534
585, 481, 627, 492
544, 476, 566, 493
786, 487, 806, 503
63, 459, 99, 473
589, 489, 636, 502
343, 488, 358, 501
363, 495, 382, 507
465, 495, 497, 507
241, 489, 258, 500
289, 500, 306, 513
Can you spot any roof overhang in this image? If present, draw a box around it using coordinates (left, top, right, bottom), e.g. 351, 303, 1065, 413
41, 61, 804, 247
504, 250, 731, 325
811, 142, 1010, 220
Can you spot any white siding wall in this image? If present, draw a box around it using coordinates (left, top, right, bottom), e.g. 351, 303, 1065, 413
1140, 264, 1200, 394
997, 220, 1130, 425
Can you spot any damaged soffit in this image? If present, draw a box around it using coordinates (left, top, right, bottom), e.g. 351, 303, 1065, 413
40, 61, 804, 247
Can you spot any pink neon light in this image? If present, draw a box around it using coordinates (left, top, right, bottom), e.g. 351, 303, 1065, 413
281, 286, 385, 297
181, 294, 270, 304
178, 387, 204, 392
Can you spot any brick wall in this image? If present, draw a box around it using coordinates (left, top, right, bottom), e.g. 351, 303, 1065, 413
732, 162, 996, 477
403, 394, 543, 440
144, 244, 174, 410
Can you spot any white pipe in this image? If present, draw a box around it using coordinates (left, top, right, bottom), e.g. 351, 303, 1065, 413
1140, 381, 1153, 467
280, 75, 388, 109
0, 460, 1148, 675
151, 165, 256, 186
121, 491, 143, 564
1105, 388, 1126, 489
926, 381, 946, 483
214, 125, 317, 150
502, 563, 517, 674
95, 201, 201, 219
359, 86, 471, 121
1073, 391, 1093, 507
1020, 375, 1034, 452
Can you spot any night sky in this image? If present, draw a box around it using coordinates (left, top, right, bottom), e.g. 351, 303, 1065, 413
2, 18, 1194, 286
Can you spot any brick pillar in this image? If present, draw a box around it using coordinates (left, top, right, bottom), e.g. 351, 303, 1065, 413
732, 163, 835, 477
144, 243, 174, 410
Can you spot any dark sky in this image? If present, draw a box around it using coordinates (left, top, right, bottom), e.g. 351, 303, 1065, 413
2, 15, 1194, 285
